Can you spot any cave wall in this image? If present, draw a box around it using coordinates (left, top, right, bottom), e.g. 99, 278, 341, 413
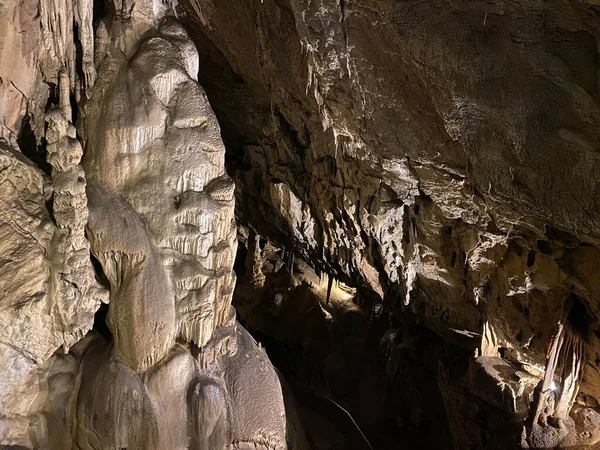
179, 0, 600, 447
1, 0, 600, 448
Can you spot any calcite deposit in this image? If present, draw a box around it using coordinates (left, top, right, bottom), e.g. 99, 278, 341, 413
0, 0, 303, 448
1, 0, 600, 448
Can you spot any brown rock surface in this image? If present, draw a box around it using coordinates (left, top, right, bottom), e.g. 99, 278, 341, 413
1, 0, 600, 448
180, 1, 600, 447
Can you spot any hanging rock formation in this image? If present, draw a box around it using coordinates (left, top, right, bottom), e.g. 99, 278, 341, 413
1, 0, 600, 448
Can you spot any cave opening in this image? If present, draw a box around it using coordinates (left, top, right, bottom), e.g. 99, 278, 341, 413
17, 116, 52, 176
90, 254, 112, 341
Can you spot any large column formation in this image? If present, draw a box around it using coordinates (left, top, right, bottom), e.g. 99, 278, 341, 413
69, 2, 292, 449
82, 7, 238, 352
45, 71, 108, 352
0, 0, 302, 448
0, 0, 106, 445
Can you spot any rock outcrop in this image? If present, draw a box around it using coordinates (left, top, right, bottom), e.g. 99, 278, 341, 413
1, 0, 600, 448
0, 0, 303, 448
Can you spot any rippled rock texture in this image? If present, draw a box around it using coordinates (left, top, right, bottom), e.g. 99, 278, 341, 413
181, 1, 600, 448
0, 0, 303, 448
1, 0, 600, 448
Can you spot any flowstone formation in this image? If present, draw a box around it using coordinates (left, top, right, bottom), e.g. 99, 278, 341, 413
0, 0, 303, 448
72, 2, 292, 448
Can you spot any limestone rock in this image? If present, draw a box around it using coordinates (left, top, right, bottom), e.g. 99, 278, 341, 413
0, 138, 103, 446
180, 0, 600, 447
82, 12, 237, 349
72, 2, 294, 448
2, 0, 600, 448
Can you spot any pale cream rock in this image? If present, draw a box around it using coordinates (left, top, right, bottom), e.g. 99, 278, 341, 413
72, 2, 291, 448
0, 136, 103, 446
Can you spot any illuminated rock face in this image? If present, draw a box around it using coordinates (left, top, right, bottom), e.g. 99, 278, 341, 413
178, 1, 600, 448
0, 1, 298, 449
1, 0, 600, 448
72, 4, 291, 449
82, 13, 237, 354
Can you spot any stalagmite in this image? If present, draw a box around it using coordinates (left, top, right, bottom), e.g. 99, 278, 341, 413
71, 1, 294, 448
45, 70, 108, 352
526, 296, 588, 448
247, 229, 266, 287
2, 0, 600, 448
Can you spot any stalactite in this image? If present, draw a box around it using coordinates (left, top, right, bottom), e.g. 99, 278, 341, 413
4, 0, 600, 448
480, 320, 499, 357
45, 69, 107, 352
75, 0, 96, 91
326, 273, 334, 305
40, 0, 76, 82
